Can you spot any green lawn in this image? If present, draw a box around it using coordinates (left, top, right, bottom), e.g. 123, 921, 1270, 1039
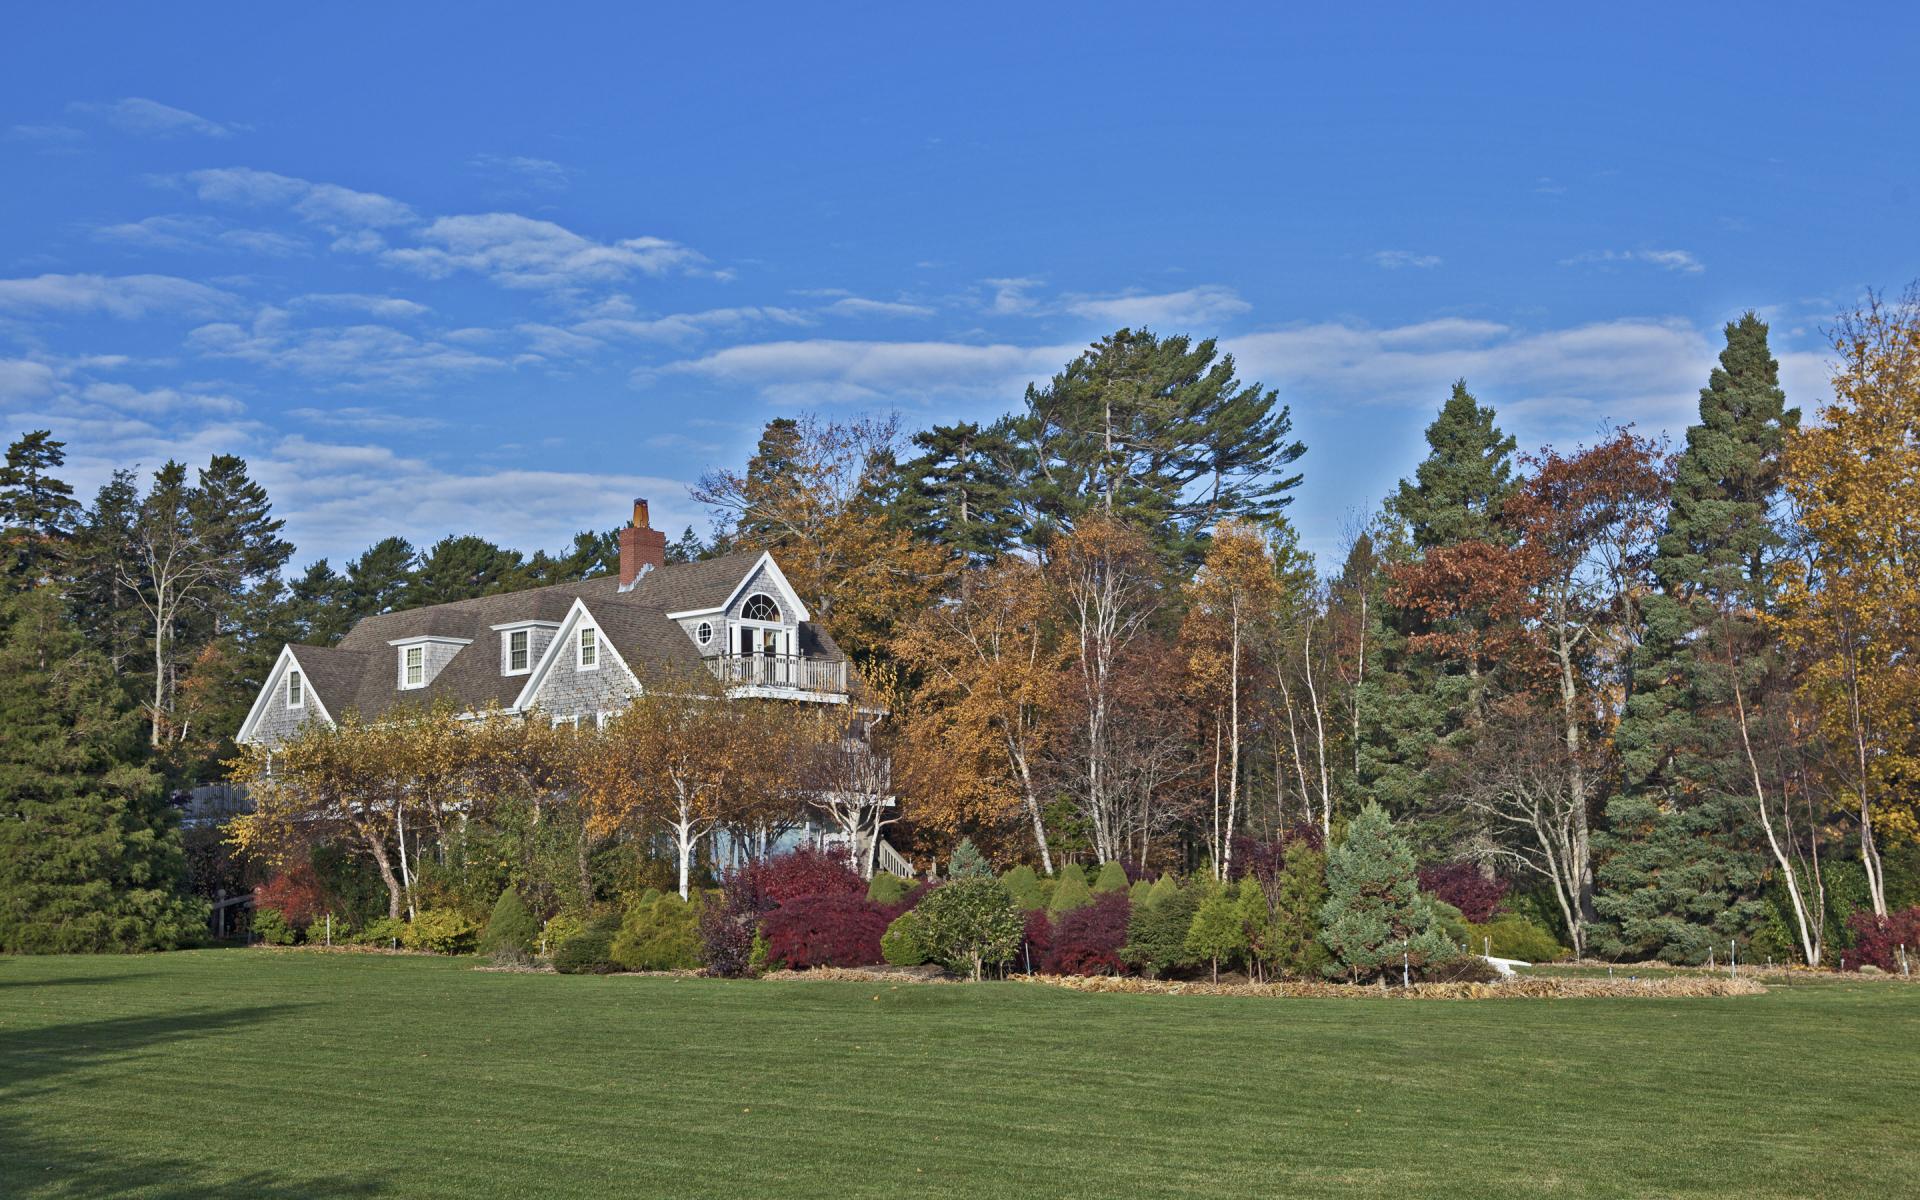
1, 951, 1913, 1199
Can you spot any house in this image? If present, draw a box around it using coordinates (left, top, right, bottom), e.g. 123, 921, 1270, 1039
236, 500, 911, 874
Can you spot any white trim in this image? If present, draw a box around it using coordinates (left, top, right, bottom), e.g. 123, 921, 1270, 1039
286, 668, 305, 709
665, 551, 812, 623
501, 628, 532, 676
694, 619, 713, 647
508, 599, 644, 713
385, 635, 473, 648
399, 644, 427, 690
577, 624, 600, 671
236, 646, 338, 745
488, 620, 561, 632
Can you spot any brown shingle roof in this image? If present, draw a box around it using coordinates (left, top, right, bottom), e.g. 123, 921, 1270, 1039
293, 552, 840, 721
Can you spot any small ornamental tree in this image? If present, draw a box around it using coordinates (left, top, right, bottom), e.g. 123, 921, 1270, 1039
1417, 863, 1509, 923
1048, 891, 1129, 975
1047, 867, 1093, 916
761, 894, 889, 969
1001, 865, 1043, 910
254, 865, 327, 930
1186, 889, 1247, 982
480, 888, 538, 960
1269, 847, 1329, 977
1091, 860, 1130, 894
1319, 803, 1457, 982
915, 878, 1024, 980
946, 838, 995, 880
754, 846, 867, 905
1845, 907, 1920, 973
1233, 878, 1275, 979
1124, 877, 1199, 977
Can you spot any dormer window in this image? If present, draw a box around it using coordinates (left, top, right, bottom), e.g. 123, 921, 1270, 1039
286, 669, 304, 709
578, 626, 599, 670
505, 628, 530, 675
742, 593, 779, 622
402, 644, 425, 689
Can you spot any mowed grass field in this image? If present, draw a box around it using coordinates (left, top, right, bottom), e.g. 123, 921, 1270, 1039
1, 951, 1914, 1199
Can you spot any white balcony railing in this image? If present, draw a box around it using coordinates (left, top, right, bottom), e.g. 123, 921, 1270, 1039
711, 652, 849, 694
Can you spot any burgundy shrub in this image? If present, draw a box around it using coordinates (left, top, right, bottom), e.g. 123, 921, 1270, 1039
761, 893, 889, 969
1418, 863, 1509, 923
1845, 906, 1920, 972
1047, 891, 1130, 976
1018, 907, 1052, 974
254, 864, 327, 927
750, 846, 867, 907
699, 882, 762, 978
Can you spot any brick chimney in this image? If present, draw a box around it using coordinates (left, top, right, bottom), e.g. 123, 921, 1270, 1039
618, 497, 667, 590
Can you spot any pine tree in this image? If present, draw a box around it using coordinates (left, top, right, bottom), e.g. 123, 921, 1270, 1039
1047, 866, 1093, 915
405, 535, 527, 607
0, 430, 81, 589
1317, 803, 1453, 981
343, 536, 416, 617
897, 420, 1026, 564
1598, 314, 1798, 962
1385, 380, 1518, 550
481, 888, 538, 959
1185, 888, 1248, 981
999, 863, 1043, 910
947, 837, 994, 880
0, 586, 207, 952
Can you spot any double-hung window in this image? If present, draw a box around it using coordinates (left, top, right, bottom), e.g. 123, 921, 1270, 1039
506, 629, 530, 674
287, 668, 304, 708
403, 645, 425, 688
578, 626, 599, 670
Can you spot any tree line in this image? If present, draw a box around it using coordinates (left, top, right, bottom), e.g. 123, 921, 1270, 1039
3, 303, 1918, 961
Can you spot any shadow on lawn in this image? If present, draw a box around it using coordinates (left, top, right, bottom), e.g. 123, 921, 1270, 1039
0, 1003, 390, 1198
0, 972, 161, 991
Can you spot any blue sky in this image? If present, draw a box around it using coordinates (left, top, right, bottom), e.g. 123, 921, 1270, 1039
3, 4, 1916, 567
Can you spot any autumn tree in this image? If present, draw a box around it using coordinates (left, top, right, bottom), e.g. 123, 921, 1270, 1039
695, 413, 956, 662
1780, 287, 1920, 917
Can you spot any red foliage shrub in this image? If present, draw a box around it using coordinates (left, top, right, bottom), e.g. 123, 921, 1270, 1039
1418, 862, 1509, 923
1019, 907, 1052, 974
761, 893, 888, 969
254, 864, 326, 927
1845, 906, 1920, 972
1046, 891, 1130, 976
750, 846, 867, 907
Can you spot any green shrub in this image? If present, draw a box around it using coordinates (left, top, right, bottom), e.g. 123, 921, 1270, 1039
1127, 879, 1152, 907
253, 907, 295, 945
1091, 861, 1129, 894
1124, 878, 1198, 976
306, 913, 350, 946
480, 889, 538, 960
867, 872, 913, 908
947, 838, 995, 880
915, 878, 1025, 980
1186, 890, 1247, 981
539, 914, 586, 958
1467, 915, 1567, 963
1000, 864, 1042, 910
1429, 900, 1472, 951
748, 928, 769, 976
611, 894, 703, 971
355, 916, 407, 947
403, 908, 480, 955
1048, 868, 1093, 915
881, 909, 933, 966
553, 930, 616, 974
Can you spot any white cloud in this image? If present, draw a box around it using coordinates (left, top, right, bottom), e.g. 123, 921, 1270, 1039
0, 273, 240, 319
983, 277, 1043, 315
178, 167, 417, 230
76, 97, 239, 139
470, 154, 570, 190
1370, 250, 1443, 270
188, 308, 513, 387
1562, 248, 1705, 274
573, 305, 810, 343
664, 338, 1075, 406
1061, 285, 1251, 329
93, 214, 308, 257
382, 213, 709, 290
825, 296, 935, 319
291, 293, 431, 319
287, 405, 446, 433
0, 359, 60, 401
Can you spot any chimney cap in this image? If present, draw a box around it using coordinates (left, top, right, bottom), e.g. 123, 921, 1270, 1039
631, 497, 650, 528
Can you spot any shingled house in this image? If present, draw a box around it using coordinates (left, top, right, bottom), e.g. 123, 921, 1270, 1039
234, 501, 906, 872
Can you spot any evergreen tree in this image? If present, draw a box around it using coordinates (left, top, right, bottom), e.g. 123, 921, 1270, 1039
481, 888, 538, 958
0, 586, 207, 952
1091, 859, 1129, 894
0, 430, 81, 589
1317, 802, 1453, 981
1269, 846, 1330, 977
1385, 380, 1517, 550
1185, 888, 1247, 981
1598, 313, 1799, 962
947, 837, 994, 880
896, 420, 1026, 563
406, 535, 527, 607
343, 536, 416, 618
999, 863, 1043, 910
1122, 876, 1197, 976
1014, 328, 1305, 565
1047, 866, 1093, 915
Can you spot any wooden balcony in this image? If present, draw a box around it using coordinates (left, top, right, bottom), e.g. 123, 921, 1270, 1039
711, 652, 849, 695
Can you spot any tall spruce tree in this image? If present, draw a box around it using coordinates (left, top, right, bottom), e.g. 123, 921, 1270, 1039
1357, 383, 1518, 821
0, 585, 207, 952
1596, 314, 1799, 962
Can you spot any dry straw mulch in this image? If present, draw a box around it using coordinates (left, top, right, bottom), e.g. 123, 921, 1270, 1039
1013, 973, 1768, 1001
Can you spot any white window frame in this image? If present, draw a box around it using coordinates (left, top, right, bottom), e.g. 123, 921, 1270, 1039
401, 644, 426, 689
503, 628, 531, 675
741, 593, 780, 622
286, 669, 304, 709
577, 625, 599, 671
695, 620, 713, 647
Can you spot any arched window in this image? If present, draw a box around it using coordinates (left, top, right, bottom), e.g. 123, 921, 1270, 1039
742, 593, 779, 622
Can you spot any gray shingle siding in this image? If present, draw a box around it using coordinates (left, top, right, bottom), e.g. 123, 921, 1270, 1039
527, 642, 641, 719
